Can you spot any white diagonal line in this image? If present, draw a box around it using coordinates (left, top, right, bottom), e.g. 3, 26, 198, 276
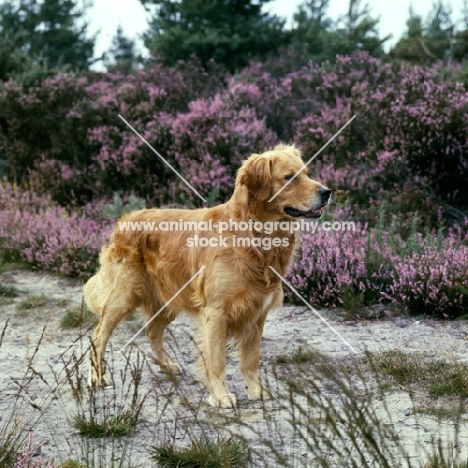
118, 114, 207, 203
269, 115, 356, 202
269, 266, 358, 353
119, 266, 206, 352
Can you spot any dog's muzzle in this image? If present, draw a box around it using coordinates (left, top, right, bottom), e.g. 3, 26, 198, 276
284, 187, 332, 219
320, 187, 332, 206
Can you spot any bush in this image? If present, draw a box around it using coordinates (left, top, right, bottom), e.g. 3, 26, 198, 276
13, 433, 55, 468
286, 227, 371, 308
1, 52, 467, 226
0, 183, 109, 278
386, 243, 468, 318
286, 218, 468, 318
169, 88, 276, 202
1, 52, 467, 314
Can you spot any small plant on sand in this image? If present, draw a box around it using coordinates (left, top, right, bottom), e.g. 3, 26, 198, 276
70, 408, 140, 438
367, 350, 468, 398
16, 294, 51, 311
274, 346, 317, 365
150, 435, 249, 468
60, 348, 148, 468
13, 433, 55, 468
60, 303, 96, 329
0, 284, 19, 298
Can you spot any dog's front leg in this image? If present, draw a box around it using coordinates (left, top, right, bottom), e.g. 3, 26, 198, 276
201, 308, 236, 408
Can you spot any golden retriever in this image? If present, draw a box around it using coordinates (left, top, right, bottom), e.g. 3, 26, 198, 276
84, 144, 331, 408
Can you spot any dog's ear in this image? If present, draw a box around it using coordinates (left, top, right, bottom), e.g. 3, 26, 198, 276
237, 153, 272, 219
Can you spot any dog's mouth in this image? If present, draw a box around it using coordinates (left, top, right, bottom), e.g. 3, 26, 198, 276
284, 206, 322, 219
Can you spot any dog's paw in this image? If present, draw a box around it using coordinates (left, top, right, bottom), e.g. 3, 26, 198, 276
207, 393, 237, 408
246, 382, 272, 401
87, 369, 110, 388
160, 361, 182, 375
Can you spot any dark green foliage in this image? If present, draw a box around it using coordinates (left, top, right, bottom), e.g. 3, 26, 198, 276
105, 24, 139, 73
0, 431, 19, 468
141, 0, 288, 71
0, 284, 19, 298
0, 29, 48, 83
327, 0, 389, 58
70, 408, 140, 438
290, 0, 389, 63
290, 0, 332, 63
0, 0, 96, 82
390, 1, 468, 64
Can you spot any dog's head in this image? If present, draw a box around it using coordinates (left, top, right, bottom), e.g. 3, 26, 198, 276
236, 144, 331, 220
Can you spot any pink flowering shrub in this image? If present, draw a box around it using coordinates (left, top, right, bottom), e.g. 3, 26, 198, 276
286, 226, 393, 308
0, 74, 90, 202
386, 243, 468, 318
13, 433, 55, 468
1, 182, 467, 316
0, 52, 468, 218
286, 228, 367, 307
237, 53, 468, 227
1, 52, 466, 223
0, 52, 467, 316
283, 55, 468, 219
169, 89, 276, 201
0, 58, 226, 205
0, 184, 110, 277
286, 219, 468, 318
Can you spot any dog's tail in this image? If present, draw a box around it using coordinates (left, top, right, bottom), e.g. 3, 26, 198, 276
83, 274, 102, 316
83, 242, 144, 316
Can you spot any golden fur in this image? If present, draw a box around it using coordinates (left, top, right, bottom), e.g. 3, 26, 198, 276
84, 144, 330, 408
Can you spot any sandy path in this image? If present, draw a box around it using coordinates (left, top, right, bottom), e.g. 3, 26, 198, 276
1, 269, 468, 466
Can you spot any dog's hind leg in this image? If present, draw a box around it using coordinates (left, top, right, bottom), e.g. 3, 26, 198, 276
85, 268, 142, 387
145, 310, 181, 375
89, 311, 119, 387
88, 298, 137, 387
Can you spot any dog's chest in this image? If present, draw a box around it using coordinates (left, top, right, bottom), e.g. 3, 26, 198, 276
263, 293, 274, 311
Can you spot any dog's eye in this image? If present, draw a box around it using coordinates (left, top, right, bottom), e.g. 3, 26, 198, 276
284, 174, 295, 181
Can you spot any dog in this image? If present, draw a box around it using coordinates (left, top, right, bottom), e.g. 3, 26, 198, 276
84, 144, 331, 408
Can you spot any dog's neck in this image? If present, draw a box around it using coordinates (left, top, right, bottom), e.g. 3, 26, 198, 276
221, 186, 298, 279
227, 183, 295, 221
227, 184, 285, 223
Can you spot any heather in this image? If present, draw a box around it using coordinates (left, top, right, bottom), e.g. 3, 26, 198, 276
0, 183, 110, 277
1, 52, 468, 316
1, 52, 468, 223
287, 219, 468, 318
1, 181, 467, 318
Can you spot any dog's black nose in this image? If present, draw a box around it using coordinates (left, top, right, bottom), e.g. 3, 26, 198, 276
320, 187, 332, 200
